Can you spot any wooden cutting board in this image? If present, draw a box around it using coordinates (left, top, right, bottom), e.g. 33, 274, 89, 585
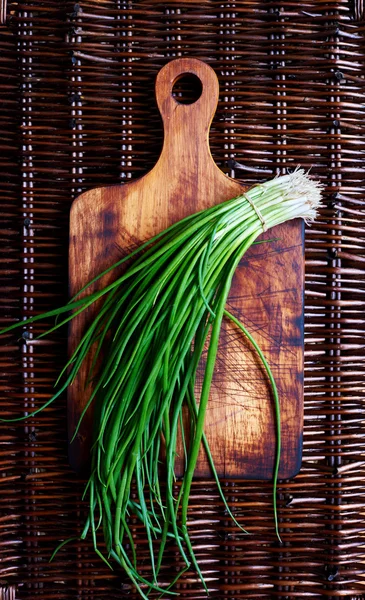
68, 58, 304, 480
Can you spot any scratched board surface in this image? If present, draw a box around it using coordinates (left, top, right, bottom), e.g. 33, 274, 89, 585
188, 221, 304, 478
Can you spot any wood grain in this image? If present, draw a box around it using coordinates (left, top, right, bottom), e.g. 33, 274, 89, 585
68, 57, 304, 479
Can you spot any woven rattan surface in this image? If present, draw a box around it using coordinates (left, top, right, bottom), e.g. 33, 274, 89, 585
1, 1, 365, 598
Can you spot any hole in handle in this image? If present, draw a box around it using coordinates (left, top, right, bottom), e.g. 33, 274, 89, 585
172, 73, 203, 105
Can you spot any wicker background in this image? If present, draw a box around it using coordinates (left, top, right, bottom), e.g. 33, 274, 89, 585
1, 1, 365, 598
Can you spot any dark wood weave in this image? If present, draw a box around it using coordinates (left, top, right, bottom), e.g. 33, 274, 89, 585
1, 1, 365, 598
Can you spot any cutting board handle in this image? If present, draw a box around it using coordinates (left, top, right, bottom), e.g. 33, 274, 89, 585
154, 58, 220, 172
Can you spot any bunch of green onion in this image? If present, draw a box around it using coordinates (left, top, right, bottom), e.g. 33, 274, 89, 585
0, 170, 321, 598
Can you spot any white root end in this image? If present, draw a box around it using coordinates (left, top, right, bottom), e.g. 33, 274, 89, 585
280, 168, 323, 224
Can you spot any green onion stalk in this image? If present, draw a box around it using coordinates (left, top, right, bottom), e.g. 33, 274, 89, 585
0, 170, 321, 598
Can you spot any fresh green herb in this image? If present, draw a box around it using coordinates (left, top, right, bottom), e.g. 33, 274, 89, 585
0, 170, 321, 598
